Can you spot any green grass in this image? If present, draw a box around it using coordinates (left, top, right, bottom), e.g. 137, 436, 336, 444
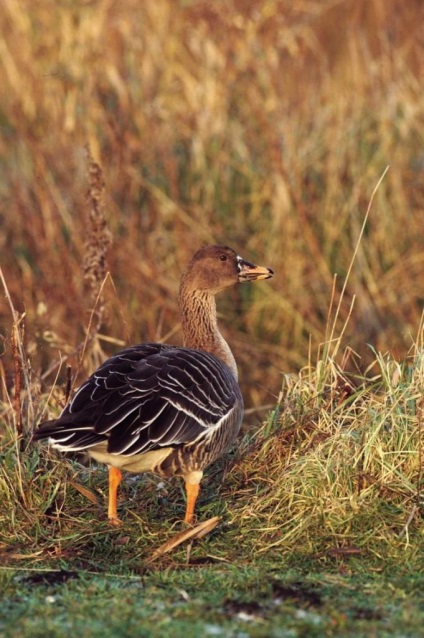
1, 563, 424, 637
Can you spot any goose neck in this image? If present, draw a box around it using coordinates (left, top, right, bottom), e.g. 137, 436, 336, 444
179, 289, 238, 379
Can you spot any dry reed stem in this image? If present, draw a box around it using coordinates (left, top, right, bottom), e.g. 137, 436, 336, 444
327, 166, 390, 360
66, 149, 114, 386
0, 266, 31, 439
83, 146, 112, 320
77, 272, 112, 368
11, 320, 23, 439
64, 365, 72, 404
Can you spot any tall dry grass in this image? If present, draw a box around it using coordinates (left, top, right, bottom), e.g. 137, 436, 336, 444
1, 0, 424, 412
1, 1, 423, 567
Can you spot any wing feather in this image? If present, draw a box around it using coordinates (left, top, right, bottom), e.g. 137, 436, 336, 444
34, 343, 243, 456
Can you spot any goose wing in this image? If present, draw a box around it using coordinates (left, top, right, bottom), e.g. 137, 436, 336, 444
35, 343, 243, 455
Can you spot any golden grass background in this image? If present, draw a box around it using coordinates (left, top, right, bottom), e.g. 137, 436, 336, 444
1, 0, 424, 415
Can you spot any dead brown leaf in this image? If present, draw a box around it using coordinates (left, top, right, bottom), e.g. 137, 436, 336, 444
69, 481, 99, 505
146, 516, 221, 563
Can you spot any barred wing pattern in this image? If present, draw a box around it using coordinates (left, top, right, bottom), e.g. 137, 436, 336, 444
36, 344, 243, 457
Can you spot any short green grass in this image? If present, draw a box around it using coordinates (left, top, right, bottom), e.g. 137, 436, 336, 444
1, 562, 424, 638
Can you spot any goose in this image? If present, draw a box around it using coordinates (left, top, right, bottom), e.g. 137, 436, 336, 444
33, 245, 274, 524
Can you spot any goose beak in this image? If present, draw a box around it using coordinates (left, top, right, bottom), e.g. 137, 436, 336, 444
237, 257, 274, 283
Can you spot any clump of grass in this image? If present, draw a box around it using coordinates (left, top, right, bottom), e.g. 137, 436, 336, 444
224, 341, 424, 562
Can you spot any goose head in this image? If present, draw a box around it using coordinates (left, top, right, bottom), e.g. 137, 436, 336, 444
181, 245, 274, 294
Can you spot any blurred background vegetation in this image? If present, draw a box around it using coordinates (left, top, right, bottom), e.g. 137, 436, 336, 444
1, 0, 423, 417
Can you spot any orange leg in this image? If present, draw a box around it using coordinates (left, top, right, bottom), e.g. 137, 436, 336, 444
108, 466, 123, 525
184, 481, 200, 525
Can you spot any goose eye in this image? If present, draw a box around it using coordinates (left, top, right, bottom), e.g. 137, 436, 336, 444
220, 255, 228, 261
